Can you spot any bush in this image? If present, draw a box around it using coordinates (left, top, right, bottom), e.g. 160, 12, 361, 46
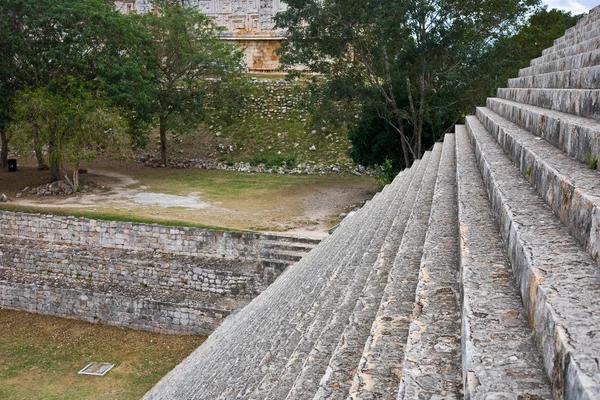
373, 158, 398, 191
249, 153, 297, 168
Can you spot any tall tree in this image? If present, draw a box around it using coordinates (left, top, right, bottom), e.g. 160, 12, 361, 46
0, 0, 155, 177
10, 84, 128, 189
276, 0, 540, 169
142, 1, 245, 166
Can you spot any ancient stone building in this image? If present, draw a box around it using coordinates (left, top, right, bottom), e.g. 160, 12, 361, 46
115, 0, 286, 71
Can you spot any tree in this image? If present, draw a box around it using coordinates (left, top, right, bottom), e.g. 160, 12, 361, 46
142, 1, 245, 166
10, 84, 128, 189
0, 0, 156, 177
276, 0, 540, 170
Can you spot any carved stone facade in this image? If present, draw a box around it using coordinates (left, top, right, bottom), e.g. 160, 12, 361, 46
116, 0, 286, 71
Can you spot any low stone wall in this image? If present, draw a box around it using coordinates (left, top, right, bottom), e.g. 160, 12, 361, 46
0, 280, 229, 334
0, 238, 286, 297
0, 211, 313, 259
0, 211, 318, 334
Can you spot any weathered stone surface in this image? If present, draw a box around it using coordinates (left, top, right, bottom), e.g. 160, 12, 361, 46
143, 165, 417, 399
312, 145, 441, 400
455, 125, 552, 399
475, 106, 600, 261
398, 134, 462, 398
508, 66, 600, 89
520, 48, 600, 77
465, 115, 600, 398
496, 88, 600, 120
486, 97, 600, 165
347, 146, 442, 400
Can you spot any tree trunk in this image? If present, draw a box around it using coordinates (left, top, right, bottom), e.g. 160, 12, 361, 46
72, 163, 80, 189
396, 115, 412, 169
0, 130, 8, 169
33, 124, 48, 170
159, 117, 168, 166
48, 133, 60, 182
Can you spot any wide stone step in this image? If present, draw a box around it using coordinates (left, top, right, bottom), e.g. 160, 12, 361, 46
465, 115, 600, 398
496, 88, 600, 120
476, 106, 600, 261
531, 35, 600, 68
559, 7, 600, 42
486, 97, 600, 165
544, 22, 600, 57
346, 142, 443, 400
262, 156, 434, 399
455, 125, 552, 398
508, 66, 600, 89
143, 161, 420, 399
312, 143, 443, 400
398, 134, 462, 398
519, 48, 600, 77
261, 241, 317, 254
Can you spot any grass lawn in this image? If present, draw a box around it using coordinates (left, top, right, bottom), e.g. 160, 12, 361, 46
0, 309, 205, 400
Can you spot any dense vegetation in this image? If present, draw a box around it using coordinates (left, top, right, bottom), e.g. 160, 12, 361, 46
0, 0, 583, 186
0, 0, 244, 186
275, 1, 582, 173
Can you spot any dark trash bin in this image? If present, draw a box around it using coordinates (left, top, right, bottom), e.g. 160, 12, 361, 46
7, 159, 17, 172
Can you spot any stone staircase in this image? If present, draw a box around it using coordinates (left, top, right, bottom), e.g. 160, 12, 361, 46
144, 7, 600, 399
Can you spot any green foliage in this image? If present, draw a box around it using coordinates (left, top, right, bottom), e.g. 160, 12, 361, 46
585, 152, 598, 170
10, 83, 128, 187
0, 0, 156, 169
141, 2, 246, 166
249, 153, 297, 169
276, 0, 541, 169
373, 158, 398, 191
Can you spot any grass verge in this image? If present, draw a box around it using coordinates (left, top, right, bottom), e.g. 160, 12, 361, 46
0, 309, 205, 400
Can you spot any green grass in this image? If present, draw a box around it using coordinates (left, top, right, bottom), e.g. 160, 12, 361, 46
0, 309, 205, 400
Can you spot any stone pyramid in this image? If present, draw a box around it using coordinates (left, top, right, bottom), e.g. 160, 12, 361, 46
144, 6, 600, 399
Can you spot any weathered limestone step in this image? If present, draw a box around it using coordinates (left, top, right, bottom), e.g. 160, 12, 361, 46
262, 159, 430, 399
519, 48, 600, 77
496, 88, 600, 120
508, 66, 600, 89
560, 7, 600, 41
347, 145, 444, 399
476, 106, 600, 261
261, 241, 317, 253
454, 125, 552, 398
143, 164, 419, 399
531, 35, 600, 68
398, 134, 462, 398
543, 21, 600, 58
312, 144, 443, 400
260, 234, 322, 246
542, 10, 600, 56
486, 97, 600, 164
465, 115, 600, 398
226, 167, 414, 398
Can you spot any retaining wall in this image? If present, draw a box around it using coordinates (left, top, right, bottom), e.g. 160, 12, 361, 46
0, 211, 317, 334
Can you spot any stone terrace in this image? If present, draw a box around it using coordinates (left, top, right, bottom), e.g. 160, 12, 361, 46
144, 6, 600, 399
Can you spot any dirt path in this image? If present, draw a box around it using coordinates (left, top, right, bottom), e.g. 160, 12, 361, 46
3, 165, 374, 239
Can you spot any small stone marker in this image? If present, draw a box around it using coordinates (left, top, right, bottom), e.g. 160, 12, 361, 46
77, 362, 114, 376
